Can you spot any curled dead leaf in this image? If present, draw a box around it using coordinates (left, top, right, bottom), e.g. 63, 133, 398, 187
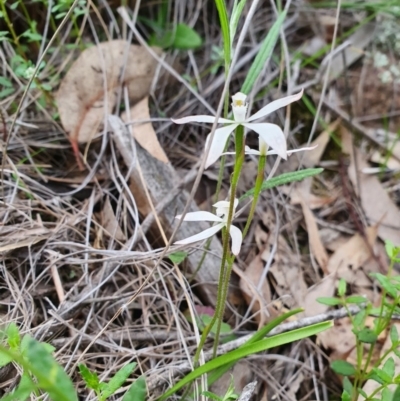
56, 40, 161, 148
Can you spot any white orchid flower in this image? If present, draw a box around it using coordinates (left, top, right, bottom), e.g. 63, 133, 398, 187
174, 199, 242, 255
223, 136, 318, 157
172, 89, 304, 168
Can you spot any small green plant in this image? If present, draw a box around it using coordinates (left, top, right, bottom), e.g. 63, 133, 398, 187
0, 323, 145, 401
202, 377, 238, 401
141, 0, 202, 50
0, 323, 78, 401
317, 240, 400, 401
79, 363, 146, 401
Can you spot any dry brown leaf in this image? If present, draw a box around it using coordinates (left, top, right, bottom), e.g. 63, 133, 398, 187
301, 119, 339, 168
239, 252, 273, 325
100, 197, 126, 241
342, 128, 400, 244
266, 246, 307, 309
0, 227, 50, 252
299, 196, 329, 272
317, 317, 356, 359
122, 97, 168, 163
326, 226, 378, 286
290, 178, 336, 209
303, 274, 336, 316
56, 40, 160, 145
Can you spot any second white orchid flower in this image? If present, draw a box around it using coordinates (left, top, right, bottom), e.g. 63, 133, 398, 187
174, 199, 242, 255
172, 89, 303, 168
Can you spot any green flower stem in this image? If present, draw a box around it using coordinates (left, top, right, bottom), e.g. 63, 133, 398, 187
212, 124, 245, 356
242, 154, 266, 238
193, 125, 245, 363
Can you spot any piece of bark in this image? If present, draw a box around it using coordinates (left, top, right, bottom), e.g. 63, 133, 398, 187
108, 115, 221, 305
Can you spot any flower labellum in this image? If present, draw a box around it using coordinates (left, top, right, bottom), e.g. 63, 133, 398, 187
174, 199, 242, 255
171, 89, 304, 168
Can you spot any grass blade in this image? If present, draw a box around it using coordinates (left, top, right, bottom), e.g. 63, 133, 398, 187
241, 11, 287, 95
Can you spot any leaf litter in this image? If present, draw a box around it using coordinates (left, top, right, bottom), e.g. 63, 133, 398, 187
1, 2, 400, 400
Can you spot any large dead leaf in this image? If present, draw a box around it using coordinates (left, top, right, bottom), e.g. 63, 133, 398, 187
299, 195, 329, 272
239, 252, 274, 325
326, 226, 378, 287
303, 274, 336, 316
122, 96, 168, 163
56, 40, 160, 145
342, 128, 400, 244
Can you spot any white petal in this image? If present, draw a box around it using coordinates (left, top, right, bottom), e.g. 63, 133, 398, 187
286, 145, 318, 155
174, 223, 224, 245
244, 148, 261, 155
247, 89, 304, 122
259, 136, 269, 155
243, 123, 287, 160
229, 225, 243, 255
204, 124, 238, 168
232, 92, 247, 104
213, 200, 230, 208
175, 211, 223, 222
171, 116, 233, 124
232, 105, 247, 122
264, 145, 318, 157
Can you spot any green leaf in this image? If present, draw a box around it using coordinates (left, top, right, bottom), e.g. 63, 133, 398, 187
0, 351, 13, 368
214, 0, 230, 68
20, 335, 54, 356
0, 373, 35, 401
383, 388, 394, 401
122, 376, 147, 401
201, 391, 222, 401
372, 367, 392, 384
0, 76, 13, 87
24, 336, 78, 401
371, 273, 397, 298
168, 251, 188, 264
341, 390, 351, 401
331, 360, 356, 376
241, 11, 286, 95
197, 315, 235, 344
101, 362, 137, 399
356, 328, 377, 344
346, 296, 367, 304
357, 388, 368, 399
317, 297, 341, 306
229, 0, 247, 47
240, 169, 323, 201
390, 325, 399, 345
157, 320, 332, 400
343, 377, 353, 394
6, 323, 20, 350
393, 385, 400, 401
194, 308, 304, 398
382, 357, 395, 380
338, 278, 347, 297
0, 87, 16, 99
173, 24, 202, 50
78, 364, 100, 391
353, 309, 366, 330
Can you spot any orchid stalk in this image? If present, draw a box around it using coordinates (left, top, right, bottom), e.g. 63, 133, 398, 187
172, 89, 305, 359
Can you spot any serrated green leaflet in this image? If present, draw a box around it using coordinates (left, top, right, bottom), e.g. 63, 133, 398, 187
240, 168, 323, 201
